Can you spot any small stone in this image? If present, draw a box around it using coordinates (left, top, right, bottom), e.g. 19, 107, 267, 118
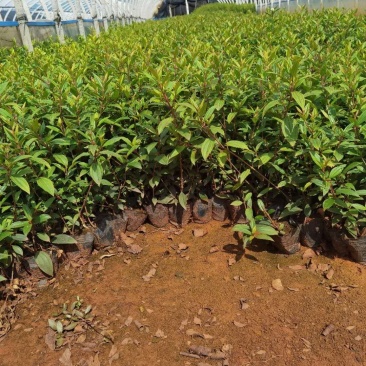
272, 279, 284, 291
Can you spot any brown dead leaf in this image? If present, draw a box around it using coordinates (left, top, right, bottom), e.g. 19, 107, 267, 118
301, 338, 311, 348
121, 338, 134, 345
87, 354, 100, 366
272, 278, 284, 291
228, 258, 236, 266
203, 333, 214, 340
174, 228, 184, 235
209, 245, 219, 253
355, 335, 362, 341
44, 328, 56, 351
179, 319, 188, 331
178, 243, 188, 251
189, 345, 212, 357
193, 228, 208, 237
124, 316, 133, 327
76, 333, 87, 343
322, 324, 335, 336
317, 263, 330, 272
100, 254, 116, 260
59, 348, 73, 366
302, 248, 316, 259
142, 267, 156, 282
193, 317, 202, 326
240, 298, 249, 310
346, 326, 355, 331
127, 244, 142, 254
233, 320, 246, 328
287, 287, 300, 292
108, 345, 119, 365
288, 265, 305, 271
154, 329, 167, 338
326, 268, 335, 280
186, 328, 203, 337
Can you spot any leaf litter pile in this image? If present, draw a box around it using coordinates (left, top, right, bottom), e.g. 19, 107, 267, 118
1, 221, 366, 366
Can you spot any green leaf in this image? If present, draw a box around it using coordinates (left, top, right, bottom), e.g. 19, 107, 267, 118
0, 275, 7, 282
178, 192, 188, 210
11, 245, 23, 256
309, 151, 323, 169
230, 200, 242, 207
256, 223, 278, 236
227, 112, 237, 123
157, 117, 173, 135
232, 224, 251, 236
255, 233, 275, 242
292, 91, 306, 110
53, 154, 68, 167
37, 177, 55, 196
201, 138, 215, 161
90, 162, 103, 186
34, 251, 54, 277
53, 234, 77, 244
280, 117, 299, 147
259, 153, 273, 165
226, 140, 249, 150
10, 176, 30, 194
329, 165, 346, 179
37, 232, 51, 242
262, 100, 280, 116
48, 319, 57, 331
56, 321, 63, 334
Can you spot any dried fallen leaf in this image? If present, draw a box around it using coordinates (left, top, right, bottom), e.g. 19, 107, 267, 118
355, 335, 362, 341
154, 329, 167, 338
179, 319, 188, 331
233, 320, 246, 328
186, 328, 203, 337
346, 326, 355, 331
287, 287, 300, 292
240, 298, 249, 310
322, 324, 335, 336
302, 248, 316, 259
256, 350, 266, 355
203, 333, 214, 340
44, 328, 56, 351
209, 245, 219, 253
178, 243, 188, 251
272, 279, 284, 291
76, 333, 87, 343
108, 345, 119, 365
87, 354, 100, 366
127, 244, 142, 254
228, 258, 236, 266
317, 263, 330, 272
59, 348, 73, 366
301, 338, 311, 348
121, 338, 134, 345
193, 228, 208, 237
142, 268, 156, 282
124, 316, 133, 327
100, 254, 116, 260
189, 345, 212, 356
288, 265, 305, 271
326, 268, 335, 280
194, 317, 202, 326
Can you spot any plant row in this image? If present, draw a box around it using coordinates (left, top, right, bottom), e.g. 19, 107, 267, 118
1, 8, 366, 278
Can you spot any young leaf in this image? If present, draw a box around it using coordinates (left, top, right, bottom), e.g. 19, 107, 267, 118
226, 140, 249, 150
201, 138, 215, 161
178, 192, 188, 210
34, 251, 54, 277
52, 234, 77, 244
10, 176, 30, 194
90, 162, 103, 186
0, 275, 7, 282
37, 177, 55, 196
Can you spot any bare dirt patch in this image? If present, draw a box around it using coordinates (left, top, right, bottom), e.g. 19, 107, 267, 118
1, 221, 366, 366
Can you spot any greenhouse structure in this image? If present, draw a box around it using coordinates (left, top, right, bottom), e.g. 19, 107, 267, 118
0, 0, 362, 49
